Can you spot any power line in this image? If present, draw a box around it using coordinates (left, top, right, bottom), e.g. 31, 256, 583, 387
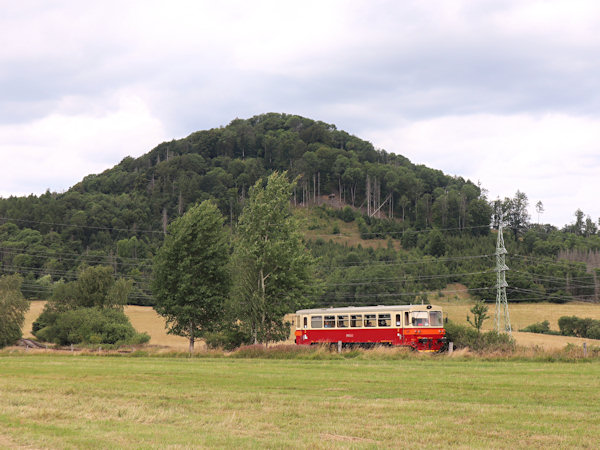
322, 270, 489, 287
311, 286, 492, 301
507, 287, 597, 303
0, 216, 163, 235
317, 254, 493, 269
510, 269, 597, 289
307, 223, 491, 238
0, 245, 154, 263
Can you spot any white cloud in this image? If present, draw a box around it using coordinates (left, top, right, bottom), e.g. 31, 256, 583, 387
361, 113, 600, 226
0, 93, 167, 196
1, 1, 600, 227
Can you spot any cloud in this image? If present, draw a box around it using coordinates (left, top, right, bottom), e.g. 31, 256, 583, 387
1, 1, 600, 227
0, 93, 167, 196
360, 112, 600, 226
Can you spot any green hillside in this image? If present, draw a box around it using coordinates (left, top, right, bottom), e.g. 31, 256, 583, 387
0, 113, 599, 306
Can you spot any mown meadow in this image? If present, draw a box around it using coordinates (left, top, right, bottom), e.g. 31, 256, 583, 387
1, 354, 600, 448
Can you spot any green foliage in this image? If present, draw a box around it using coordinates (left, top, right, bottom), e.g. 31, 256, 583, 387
558, 316, 600, 339
48, 265, 132, 311
231, 172, 318, 344
0, 275, 30, 348
152, 200, 230, 351
466, 300, 490, 333
520, 320, 553, 334
203, 326, 253, 351
340, 206, 356, 222
2, 112, 600, 310
425, 230, 446, 257
35, 307, 150, 346
32, 266, 140, 346
445, 321, 515, 352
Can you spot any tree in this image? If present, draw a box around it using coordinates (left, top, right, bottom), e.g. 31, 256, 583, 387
32, 266, 139, 346
48, 265, 132, 312
535, 201, 544, 224
425, 230, 446, 257
231, 172, 317, 344
466, 300, 489, 333
0, 275, 30, 348
152, 200, 230, 353
574, 209, 585, 235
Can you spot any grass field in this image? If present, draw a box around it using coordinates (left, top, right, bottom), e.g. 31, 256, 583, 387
0, 355, 599, 448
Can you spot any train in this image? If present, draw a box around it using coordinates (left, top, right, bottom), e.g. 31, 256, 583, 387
294, 304, 446, 351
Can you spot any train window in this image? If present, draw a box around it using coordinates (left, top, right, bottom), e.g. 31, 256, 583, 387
430, 311, 443, 327
303, 316, 308, 328
395, 314, 401, 326
337, 315, 349, 328
350, 315, 363, 327
311, 316, 323, 328
378, 314, 391, 327
405, 312, 410, 327
412, 311, 429, 326
324, 315, 335, 328
364, 314, 376, 327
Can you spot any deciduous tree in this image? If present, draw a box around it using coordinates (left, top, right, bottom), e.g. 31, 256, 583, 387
152, 200, 230, 353
231, 172, 317, 344
0, 275, 29, 348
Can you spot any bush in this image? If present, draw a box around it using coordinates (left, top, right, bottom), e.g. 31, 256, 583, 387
340, 206, 355, 223
558, 315, 600, 339
521, 320, 550, 334
204, 326, 253, 351
34, 307, 149, 346
444, 321, 515, 352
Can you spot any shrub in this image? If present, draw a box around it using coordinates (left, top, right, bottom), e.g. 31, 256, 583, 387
521, 320, 551, 334
444, 321, 515, 352
340, 206, 355, 223
558, 315, 600, 339
34, 307, 149, 346
204, 326, 253, 351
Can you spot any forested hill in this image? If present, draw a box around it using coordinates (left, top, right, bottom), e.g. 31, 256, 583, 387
72, 112, 490, 232
0, 112, 491, 252
1, 112, 599, 305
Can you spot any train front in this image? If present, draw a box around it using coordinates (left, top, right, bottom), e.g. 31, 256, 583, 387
402, 305, 447, 351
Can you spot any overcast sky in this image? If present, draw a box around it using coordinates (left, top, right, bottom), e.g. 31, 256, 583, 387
1, 0, 599, 227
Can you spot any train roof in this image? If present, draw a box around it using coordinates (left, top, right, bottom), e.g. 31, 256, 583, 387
295, 304, 442, 314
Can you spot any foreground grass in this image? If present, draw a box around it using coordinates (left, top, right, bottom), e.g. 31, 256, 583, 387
1, 355, 599, 448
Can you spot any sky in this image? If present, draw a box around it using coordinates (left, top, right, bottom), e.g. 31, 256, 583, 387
1, 0, 599, 227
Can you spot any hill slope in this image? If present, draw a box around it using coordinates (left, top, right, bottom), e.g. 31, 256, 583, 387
0, 113, 599, 306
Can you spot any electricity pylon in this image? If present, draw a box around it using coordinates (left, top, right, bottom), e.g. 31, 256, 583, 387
495, 217, 512, 335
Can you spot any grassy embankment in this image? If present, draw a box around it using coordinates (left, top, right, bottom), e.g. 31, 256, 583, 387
1, 355, 600, 448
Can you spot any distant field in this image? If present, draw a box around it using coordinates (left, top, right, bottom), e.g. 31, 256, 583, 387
1, 355, 599, 448
23, 294, 600, 350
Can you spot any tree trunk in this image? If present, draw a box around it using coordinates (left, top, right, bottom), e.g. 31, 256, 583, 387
162, 208, 168, 235
189, 320, 195, 355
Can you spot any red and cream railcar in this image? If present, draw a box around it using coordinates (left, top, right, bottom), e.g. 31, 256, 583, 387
294, 304, 446, 351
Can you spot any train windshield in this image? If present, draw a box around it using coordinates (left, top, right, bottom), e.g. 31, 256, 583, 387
430, 311, 443, 326
411, 311, 429, 326
410, 310, 443, 327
